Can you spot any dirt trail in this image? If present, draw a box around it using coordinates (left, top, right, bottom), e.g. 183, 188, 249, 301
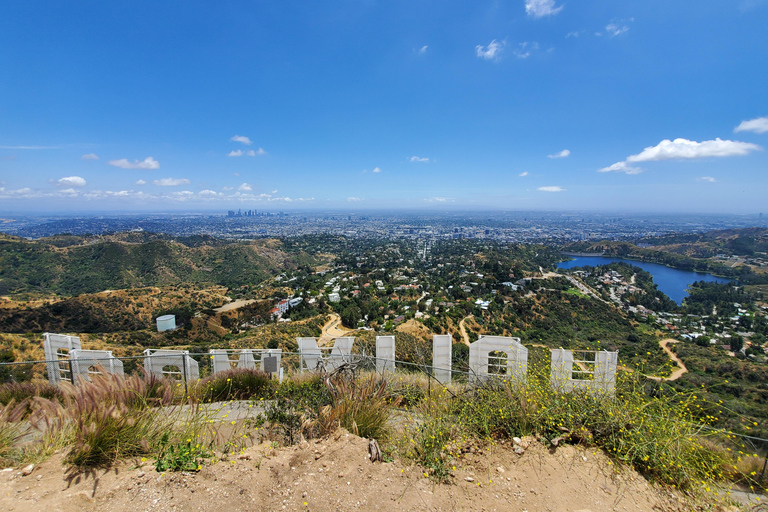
319, 313, 351, 342
647, 339, 688, 382
458, 316, 471, 346
0, 430, 693, 512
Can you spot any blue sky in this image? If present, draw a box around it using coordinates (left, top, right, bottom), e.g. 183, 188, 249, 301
1, 0, 767, 213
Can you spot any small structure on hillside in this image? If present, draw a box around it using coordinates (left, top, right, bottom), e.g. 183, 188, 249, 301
156, 315, 177, 332
468, 336, 528, 385
550, 348, 618, 396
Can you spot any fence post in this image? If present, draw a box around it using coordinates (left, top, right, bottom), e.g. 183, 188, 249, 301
68, 358, 75, 385
182, 354, 188, 397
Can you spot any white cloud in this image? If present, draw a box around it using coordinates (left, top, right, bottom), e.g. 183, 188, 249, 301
108, 157, 160, 170
599, 161, 642, 174
566, 31, 581, 38
238, 183, 252, 191
605, 23, 630, 37
735, 116, 768, 134
424, 197, 455, 203
59, 188, 78, 195
231, 135, 253, 145
199, 190, 221, 197
538, 186, 565, 192
57, 176, 86, 187
229, 148, 265, 157
409, 156, 429, 163
600, 138, 761, 173
135, 179, 146, 186
153, 178, 191, 186
372, 167, 382, 173
513, 41, 539, 59
519, 171, 529, 177
347, 197, 363, 202
476, 40, 505, 61
419, 45, 428, 54
526, 0, 563, 18
271, 190, 278, 194
697, 176, 717, 182
548, 149, 571, 159
81, 153, 99, 160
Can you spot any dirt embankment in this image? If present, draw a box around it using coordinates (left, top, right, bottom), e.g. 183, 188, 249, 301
0, 430, 697, 512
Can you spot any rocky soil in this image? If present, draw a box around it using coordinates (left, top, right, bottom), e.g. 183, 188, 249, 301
0, 429, 723, 512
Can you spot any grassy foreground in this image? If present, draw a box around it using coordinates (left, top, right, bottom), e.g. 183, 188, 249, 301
0, 361, 764, 508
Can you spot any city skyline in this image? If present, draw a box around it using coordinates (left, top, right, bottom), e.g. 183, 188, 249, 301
1, 1, 767, 213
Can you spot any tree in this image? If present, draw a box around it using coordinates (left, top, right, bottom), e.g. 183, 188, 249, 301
730, 335, 744, 353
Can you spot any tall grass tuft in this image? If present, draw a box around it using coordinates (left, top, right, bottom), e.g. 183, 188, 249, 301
40, 372, 172, 468
0, 381, 64, 415
319, 373, 395, 440
0, 400, 29, 466
194, 368, 274, 403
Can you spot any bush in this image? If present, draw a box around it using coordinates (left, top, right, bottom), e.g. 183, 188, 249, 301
194, 368, 274, 403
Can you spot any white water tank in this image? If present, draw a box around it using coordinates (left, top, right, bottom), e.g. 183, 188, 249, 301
156, 315, 177, 332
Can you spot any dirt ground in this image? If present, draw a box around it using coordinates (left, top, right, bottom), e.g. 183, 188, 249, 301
0, 430, 719, 512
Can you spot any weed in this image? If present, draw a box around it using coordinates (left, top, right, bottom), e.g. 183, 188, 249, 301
154, 432, 212, 472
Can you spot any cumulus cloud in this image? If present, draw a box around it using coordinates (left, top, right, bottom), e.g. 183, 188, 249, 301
538, 186, 565, 192
153, 178, 191, 186
135, 179, 146, 185
476, 39, 505, 61
231, 135, 253, 145
513, 41, 539, 59
347, 197, 363, 202
409, 156, 429, 163
735, 116, 768, 134
424, 197, 455, 203
526, 0, 563, 18
365, 167, 382, 173
418, 45, 428, 54
238, 183, 252, 191
697, 176, 717, 182
548, 149, 571, 159
81, 153, 99, 160
108, 157, 160, 170
519, 171, 529, 177
599, 138, 762, 174
57, 176, 86, 187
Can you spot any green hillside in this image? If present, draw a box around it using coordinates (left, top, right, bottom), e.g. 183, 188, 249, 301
0, 233, 317, 297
